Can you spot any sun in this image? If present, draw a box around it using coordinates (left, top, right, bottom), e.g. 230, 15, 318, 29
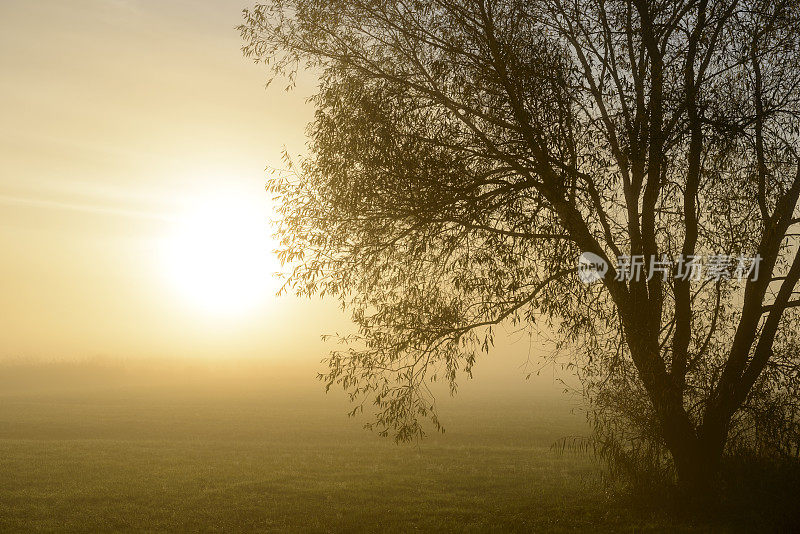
160, 188, 281, 316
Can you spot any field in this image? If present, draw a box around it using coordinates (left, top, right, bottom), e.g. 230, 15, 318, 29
0, 361, 760, 532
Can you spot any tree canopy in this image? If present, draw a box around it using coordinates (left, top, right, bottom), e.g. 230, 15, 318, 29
241, 0, 800, 487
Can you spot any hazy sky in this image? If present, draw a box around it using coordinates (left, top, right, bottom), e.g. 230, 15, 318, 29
0, 0, 342, 359
0, 0, 564, 395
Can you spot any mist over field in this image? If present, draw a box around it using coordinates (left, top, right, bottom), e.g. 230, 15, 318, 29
1, 357, 792, 531
0, 355, 580, 435
0, 357, 608, 532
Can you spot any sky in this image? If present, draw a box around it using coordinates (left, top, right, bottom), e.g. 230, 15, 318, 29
0, 0, 339, 361
0, 0, 566, 396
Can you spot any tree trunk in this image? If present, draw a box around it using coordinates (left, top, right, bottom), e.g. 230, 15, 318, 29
673, 442, 724, 496
638, 373, 728, 497
666, 415, 728, 499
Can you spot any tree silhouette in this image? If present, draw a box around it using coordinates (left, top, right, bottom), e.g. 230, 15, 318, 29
241, 0, 800, 491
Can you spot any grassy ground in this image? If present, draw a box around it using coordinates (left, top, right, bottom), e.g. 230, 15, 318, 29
0, 366, 767, 532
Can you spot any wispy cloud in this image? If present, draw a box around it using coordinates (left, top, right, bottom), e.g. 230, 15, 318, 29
0, 193, 173, 221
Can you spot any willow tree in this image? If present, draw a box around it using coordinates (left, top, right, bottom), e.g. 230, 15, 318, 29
240, 0, 800, 490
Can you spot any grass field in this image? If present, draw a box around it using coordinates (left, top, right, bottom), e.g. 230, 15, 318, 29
0, 362, 769, 532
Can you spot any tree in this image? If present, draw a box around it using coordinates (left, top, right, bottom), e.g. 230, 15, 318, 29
240, 0, 800, 491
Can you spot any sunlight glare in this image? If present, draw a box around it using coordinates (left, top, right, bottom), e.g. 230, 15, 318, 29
161, 188, 280, 316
